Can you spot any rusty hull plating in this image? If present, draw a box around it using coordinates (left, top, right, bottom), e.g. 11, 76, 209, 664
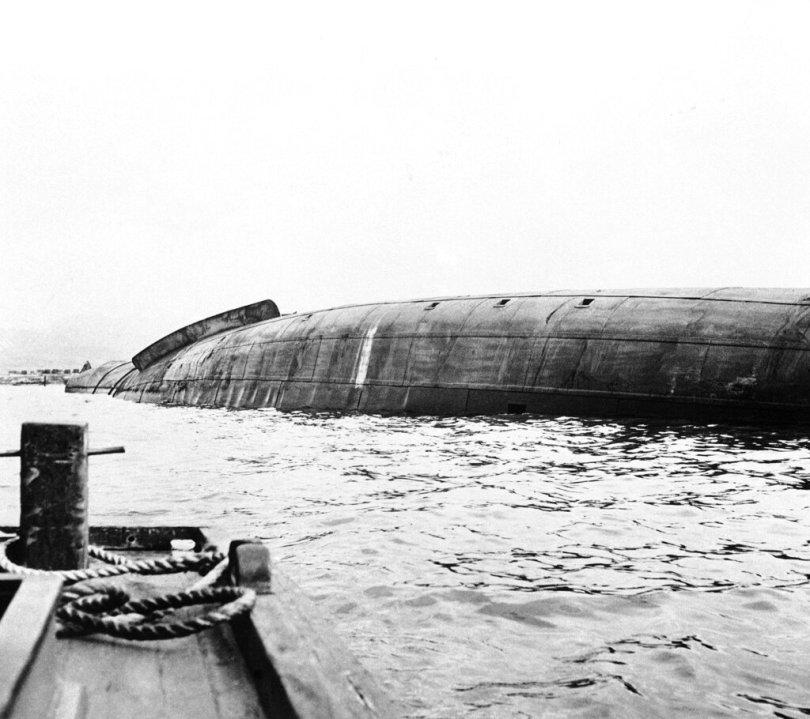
66, 289, 810, 422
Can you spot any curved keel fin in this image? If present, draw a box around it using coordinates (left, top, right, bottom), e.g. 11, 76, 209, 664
132, 299, 280, 370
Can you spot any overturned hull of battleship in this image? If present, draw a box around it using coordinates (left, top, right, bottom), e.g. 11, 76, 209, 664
66, 289, 810, 422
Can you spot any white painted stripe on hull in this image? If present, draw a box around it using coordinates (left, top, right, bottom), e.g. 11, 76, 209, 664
354, 326, 378, 387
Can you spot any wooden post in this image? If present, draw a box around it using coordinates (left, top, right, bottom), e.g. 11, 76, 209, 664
228, 539, 272, 593
19, 423, 89, 570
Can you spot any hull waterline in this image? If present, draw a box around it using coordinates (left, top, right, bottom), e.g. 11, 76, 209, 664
66, 289, 810, 423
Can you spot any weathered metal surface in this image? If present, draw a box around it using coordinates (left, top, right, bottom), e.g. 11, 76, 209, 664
64, 361, 134, 394
65, 289, 810, 421
131, 299, 280, 370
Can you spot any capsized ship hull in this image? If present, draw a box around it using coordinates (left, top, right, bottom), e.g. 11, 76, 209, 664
66, 289, 810, 422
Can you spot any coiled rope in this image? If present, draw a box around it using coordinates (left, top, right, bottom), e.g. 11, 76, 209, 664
57, 584, 256, 640
0, 541, 223, 583
0, 539, 256, 641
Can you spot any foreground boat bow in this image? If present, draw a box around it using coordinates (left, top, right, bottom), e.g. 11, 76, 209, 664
0, 525, 397, 719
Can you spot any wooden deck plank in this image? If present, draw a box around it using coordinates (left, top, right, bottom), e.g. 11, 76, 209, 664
0, 576, 63, 719
55, 572, 264, 719
196, 627, 264, 719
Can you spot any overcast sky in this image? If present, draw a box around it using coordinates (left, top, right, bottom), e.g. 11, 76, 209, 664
2, 1, 809, 367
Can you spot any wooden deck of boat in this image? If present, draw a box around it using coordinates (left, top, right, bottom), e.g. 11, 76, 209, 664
56, 570, 265, 719
1, 527, 396, 719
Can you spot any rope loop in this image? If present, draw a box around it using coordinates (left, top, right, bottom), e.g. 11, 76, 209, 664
0, 537, 253, 641
57, 584, 256, 640
0, 539, 223, 585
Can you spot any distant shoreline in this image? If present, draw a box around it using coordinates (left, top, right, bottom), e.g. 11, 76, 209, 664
0, 367, 86, 386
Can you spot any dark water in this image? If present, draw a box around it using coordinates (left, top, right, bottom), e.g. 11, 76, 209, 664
2, 386, 810, 717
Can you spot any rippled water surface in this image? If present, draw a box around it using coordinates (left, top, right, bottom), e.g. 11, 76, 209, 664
2, 386, 810, 717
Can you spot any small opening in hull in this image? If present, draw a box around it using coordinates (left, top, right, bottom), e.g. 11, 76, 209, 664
507, 403, 527, 414
578, 298, 595, 307
425, 302, 440, 310
495, 298, 511, 307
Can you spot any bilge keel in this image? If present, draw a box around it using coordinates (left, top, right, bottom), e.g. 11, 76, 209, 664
66, 289, 810, 422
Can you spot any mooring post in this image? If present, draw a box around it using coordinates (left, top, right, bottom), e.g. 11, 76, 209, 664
19, 423, 89, 570
228, 539, 272, 594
